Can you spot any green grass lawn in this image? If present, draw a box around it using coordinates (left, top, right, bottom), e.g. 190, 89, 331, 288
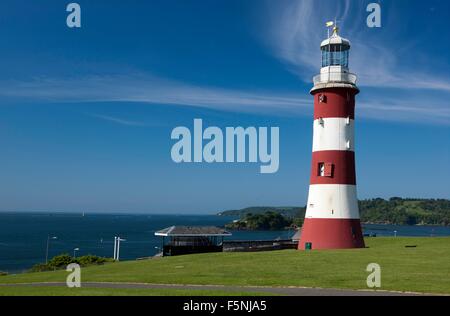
0, 286, 269, 296
1, 237, 449, 295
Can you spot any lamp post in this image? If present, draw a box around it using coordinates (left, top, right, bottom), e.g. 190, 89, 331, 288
113, 237, 126, 261
45, 235, 58, 264
113, 236, 117, 260
116, 237, 126, 261
73, 248, 80, 258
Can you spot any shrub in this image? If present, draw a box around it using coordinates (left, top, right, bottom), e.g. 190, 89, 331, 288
29, 263, 52, 272
28, 254, 114, 272
29, 254, 75, 272
77, 255, 112, 266
48, 254, 74, 269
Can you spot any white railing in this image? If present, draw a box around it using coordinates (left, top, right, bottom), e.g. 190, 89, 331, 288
313, 72, 357, 85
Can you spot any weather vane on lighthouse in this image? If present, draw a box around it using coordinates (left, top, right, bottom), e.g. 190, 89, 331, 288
325, 19, 340, 38
298, 21, 365, 250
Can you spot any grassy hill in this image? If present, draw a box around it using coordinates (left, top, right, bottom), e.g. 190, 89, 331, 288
218, 198, 450, 226
359, 198, 450, 226
1, 237, 450, 295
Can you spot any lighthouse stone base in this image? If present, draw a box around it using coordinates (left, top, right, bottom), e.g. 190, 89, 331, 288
298, 218, 365, 250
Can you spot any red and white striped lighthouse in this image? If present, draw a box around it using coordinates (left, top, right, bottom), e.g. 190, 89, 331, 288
298, 25, 365, 250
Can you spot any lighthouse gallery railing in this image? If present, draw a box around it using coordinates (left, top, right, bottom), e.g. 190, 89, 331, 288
313, 72, 357, 85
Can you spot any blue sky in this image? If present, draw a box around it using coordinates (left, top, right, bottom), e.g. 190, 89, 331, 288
0, 0, 448, 213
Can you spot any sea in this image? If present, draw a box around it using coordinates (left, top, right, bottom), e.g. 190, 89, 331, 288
1, 212, 450, 273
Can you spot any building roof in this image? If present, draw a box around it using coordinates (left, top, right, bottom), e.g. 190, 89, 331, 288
321, 34, 351, 49
291, 229, 302, 241
154, 226, 232, 237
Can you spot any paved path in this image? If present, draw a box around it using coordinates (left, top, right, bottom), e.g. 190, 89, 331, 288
0, 282, 427, 296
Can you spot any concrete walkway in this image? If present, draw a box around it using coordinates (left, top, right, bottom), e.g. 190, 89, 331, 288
0, 282, 427, 296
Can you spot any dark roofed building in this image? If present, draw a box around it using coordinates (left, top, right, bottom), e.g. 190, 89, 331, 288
291, 228, 301, 242
155, 226, 232, 256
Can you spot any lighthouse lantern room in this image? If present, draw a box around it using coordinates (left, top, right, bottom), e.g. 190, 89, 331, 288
298, 24, 365, 250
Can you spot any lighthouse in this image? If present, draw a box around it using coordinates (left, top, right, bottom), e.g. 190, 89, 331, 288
298, 24, 365, 250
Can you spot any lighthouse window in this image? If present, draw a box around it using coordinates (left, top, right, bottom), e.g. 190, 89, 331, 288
321, 45, 349, 67
318, 94, 326, 103
318, 163, 325, 176
318, 162, 334, 177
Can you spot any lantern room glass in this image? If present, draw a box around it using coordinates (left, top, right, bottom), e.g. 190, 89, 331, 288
321, 44, 349, 68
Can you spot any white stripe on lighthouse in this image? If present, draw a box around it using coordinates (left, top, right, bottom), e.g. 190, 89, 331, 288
312, 117, 354, 152
305, 184, 360, 219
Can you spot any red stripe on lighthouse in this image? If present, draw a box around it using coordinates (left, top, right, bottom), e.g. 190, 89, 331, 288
298, 218, 365, 250
313, 88, 357, 119
310, 150, 356, 185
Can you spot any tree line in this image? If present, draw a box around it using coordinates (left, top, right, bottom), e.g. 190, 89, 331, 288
221, 198, 450, 228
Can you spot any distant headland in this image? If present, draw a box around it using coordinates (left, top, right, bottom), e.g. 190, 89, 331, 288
218, 198, 450, 228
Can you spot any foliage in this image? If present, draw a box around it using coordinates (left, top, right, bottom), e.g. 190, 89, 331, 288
220, 198, 450, 226
76, 254, 112, 266
359, 198, 450, 226
219, 206, 305, 218
29, 263, 53, 273
29, 254, 113, 272
292, 217, 304, 228
226, 211, 293, 231
48, 254, 73, 268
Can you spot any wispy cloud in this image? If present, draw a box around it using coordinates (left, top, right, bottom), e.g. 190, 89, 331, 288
262, 0, 450, 92
0, 1, 447, 125
0, 73, 448, 125
0, 74, 311, 115
87, 113, 146, 126
358, 97, 450, 125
